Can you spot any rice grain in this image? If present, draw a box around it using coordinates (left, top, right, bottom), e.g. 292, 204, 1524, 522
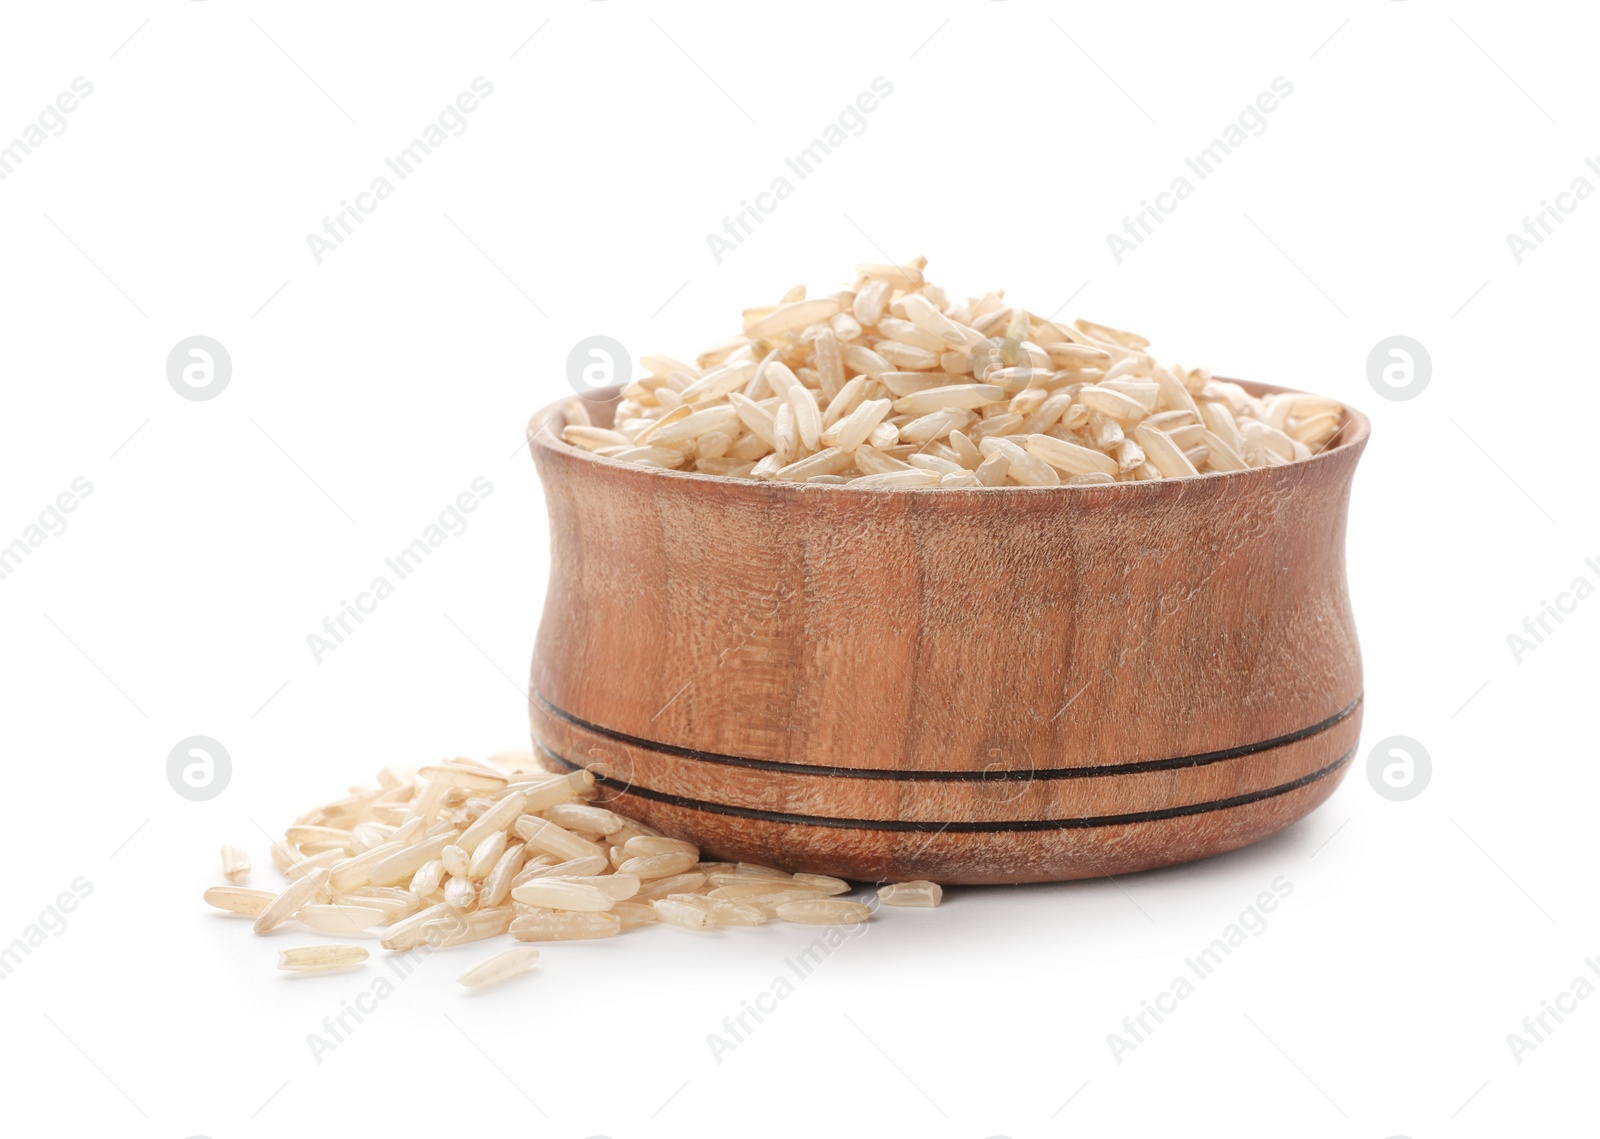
277, 944, 368, 973
220, 845, 251, 883
774, 899, 873, 925
204, 886, 275, 916
878, 880, 943, 907
457, 946, 541, 988
509, 911, 622, 942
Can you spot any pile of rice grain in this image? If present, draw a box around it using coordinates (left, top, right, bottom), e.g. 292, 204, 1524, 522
559, 259, 1345, 486
207, 753, 937, 986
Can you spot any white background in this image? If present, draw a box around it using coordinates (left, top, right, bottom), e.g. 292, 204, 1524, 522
1, 1, 1595, 1136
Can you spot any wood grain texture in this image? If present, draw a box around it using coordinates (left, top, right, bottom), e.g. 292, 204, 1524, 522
526, 381, 1369, 883
532, 755, 1352, 884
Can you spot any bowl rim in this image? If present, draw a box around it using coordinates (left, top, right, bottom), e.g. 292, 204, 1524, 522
525, 377, 1370, 494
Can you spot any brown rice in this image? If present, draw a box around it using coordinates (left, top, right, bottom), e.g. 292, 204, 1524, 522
561, 259, 1345, 485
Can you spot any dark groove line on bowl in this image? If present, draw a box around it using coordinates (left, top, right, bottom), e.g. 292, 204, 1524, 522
534, 743, 1355, 833
533, 690, 1362, 782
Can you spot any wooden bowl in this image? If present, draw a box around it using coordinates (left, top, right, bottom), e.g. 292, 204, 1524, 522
525, 382, 1369, 884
